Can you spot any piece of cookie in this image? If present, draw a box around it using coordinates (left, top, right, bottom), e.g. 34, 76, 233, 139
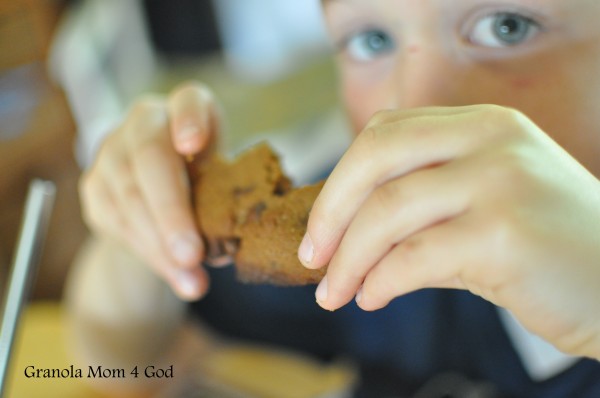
195, 143, 291, 257
193, 143, 326, 285
235, 181, 326, 285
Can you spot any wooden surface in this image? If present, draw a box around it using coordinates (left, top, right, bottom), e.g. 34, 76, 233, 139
6, 303, 357, 398
2, 6, 353, 395
5, 303, 111, 398
0, 0, 86, 300
0, 66, 86, 300
0, 0, 65, 71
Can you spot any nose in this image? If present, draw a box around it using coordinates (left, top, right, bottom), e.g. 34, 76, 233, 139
388, 45, 466, 110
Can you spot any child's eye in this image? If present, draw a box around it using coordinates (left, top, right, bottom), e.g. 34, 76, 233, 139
469, 12, 540, 48
342, 29, 395, 62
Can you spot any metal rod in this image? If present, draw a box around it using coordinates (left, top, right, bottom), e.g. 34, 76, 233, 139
0, 180, 55, 397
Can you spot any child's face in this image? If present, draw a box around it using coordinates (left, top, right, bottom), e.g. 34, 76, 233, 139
322, 0, 600, 175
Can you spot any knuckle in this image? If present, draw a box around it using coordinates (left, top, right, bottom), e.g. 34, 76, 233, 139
335, 257, 368, 285
112, 156, 131, 178
476, 103, 513, 118
482, 210, 523, 262
366, 109, 396, 128
128, 95, 165, 123
307, 208, 339, 244
172, 80, 213, 102
480, 150, 531, 195
126, 96, 169, 142
93, 130, 122, 166
480, 105, 529, 138
371, 181, 402, 216
396, 235, 424, 265
120, 181, 141, 205
497, 108, 524, 129
130, 130, 170, 163
78, 173, 127, 237
354, 126, 382, 165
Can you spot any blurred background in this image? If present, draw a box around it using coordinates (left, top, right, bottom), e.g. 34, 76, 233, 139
1, 0, 350, 301
1, 0, 352, 396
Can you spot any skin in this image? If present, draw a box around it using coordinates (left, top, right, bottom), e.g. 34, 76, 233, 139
301, 0, 600, 357
67, 84, 218, 392
69, 0, 600, 387
78, 84, 217, 300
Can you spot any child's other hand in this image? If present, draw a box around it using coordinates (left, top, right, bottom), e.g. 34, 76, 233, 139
80, 82, 219, 301
301, 105, 600, 358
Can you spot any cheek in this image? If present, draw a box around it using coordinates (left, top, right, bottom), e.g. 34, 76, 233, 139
342, 84, 366, 134
481, 54, 600, 174
341, 74, 390, 135
510, 77, 536, 90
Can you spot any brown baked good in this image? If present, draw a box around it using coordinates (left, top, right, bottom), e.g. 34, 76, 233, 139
192, 143, 326, 286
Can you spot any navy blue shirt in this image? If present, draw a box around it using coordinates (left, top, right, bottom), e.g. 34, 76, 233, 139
190, 265, 600, 397
190, 165, 600, 397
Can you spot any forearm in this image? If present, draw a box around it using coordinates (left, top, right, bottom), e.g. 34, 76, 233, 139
64, 236, 187, 374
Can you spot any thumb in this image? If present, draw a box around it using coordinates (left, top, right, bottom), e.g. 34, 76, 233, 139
167, 82, 220, 156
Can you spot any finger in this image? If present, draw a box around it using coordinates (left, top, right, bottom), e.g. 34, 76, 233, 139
79, 171, 126, 240
123, 205, 209, 301
318, 163, 471, 311
89, 153, 209, 300
167, 82, 219, 156
356, 216, 484, 311
163, 266, 210, 302
362, 105, 482, 129
204, 254, 235, 268
125, 97, 204, 269
125, 211, 208, 301
304, 105, 517, 269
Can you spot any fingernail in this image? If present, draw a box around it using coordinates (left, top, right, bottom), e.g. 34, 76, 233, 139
298, 233, 314, 267
177, 124, 199, 152
355, 286, 363, 304
178, 123, 198, 140
171, 234, 200, 266
177, 271, 200, 298
316, 275, 328, 304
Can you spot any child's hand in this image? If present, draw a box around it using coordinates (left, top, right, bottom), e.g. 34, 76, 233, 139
301, 105, 600, 358
79, 82, 219, 301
